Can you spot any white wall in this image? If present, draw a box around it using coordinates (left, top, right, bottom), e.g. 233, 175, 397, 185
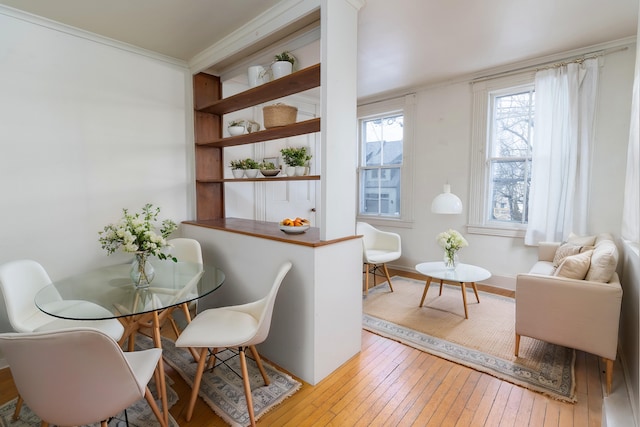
382, 44, 636, 289
0, 8, 193, 334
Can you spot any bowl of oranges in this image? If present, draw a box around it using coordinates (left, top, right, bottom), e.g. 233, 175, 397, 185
279, 217, 310, 234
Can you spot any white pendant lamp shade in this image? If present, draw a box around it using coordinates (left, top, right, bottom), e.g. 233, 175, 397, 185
431, 184, 463, 214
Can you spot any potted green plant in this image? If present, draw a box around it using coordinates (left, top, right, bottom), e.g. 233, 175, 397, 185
280, 147, 311, 176
272, 51, 296, 79
229, 159, 245, 178
243, 158, 260, 178
227, 119, 245, 136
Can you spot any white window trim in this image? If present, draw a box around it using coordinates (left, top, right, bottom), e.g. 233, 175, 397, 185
357, 94, 415, 228
468, 72, 535, 238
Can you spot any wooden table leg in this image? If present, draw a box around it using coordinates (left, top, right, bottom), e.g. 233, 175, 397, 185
438, 279, 444, 296
419, 276, 433, 307
471, 282, 480, 303
460, 282, 469, 319
151, 310, 169, 426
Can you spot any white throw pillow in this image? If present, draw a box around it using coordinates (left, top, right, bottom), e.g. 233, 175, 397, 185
585, 241, 618, 283
553, 250, 593, 280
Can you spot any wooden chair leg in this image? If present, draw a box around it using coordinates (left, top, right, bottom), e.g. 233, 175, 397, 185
145, 386, 168, 427
239, 347, 257, 427
605, 358, 614, 395
101, 420, 108, 427
185, 347, 209, 422
12, 395, 23, 420
364, 262, 370, 294
382, 263, 394, 292
514, 334, 521, 356
249, 345, 270, 386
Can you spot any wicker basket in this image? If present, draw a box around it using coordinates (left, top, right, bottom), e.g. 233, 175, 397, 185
263, 103, 298, 128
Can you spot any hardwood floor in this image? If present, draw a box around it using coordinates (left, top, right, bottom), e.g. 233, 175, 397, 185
0, 270, 604, 426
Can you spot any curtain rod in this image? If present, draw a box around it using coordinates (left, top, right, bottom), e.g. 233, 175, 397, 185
471, 45, 629, 84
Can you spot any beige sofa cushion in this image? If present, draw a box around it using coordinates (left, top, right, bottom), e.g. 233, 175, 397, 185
553, 250, 593, 279
585, 240, 618, 282
567, 233, 597, 246
552, 243, 593, 267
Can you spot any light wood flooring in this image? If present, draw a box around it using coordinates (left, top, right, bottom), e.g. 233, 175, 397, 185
0, 270, 605, 426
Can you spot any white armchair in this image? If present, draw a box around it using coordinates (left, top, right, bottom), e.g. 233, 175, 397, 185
356, 222, 401, 294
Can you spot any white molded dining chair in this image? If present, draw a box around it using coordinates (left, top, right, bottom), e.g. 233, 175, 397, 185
0, 327, 167, 427
164, 238, 204, 335
0, 259, 125, 419
356, 222, 402, 294
175, 261, 292, 427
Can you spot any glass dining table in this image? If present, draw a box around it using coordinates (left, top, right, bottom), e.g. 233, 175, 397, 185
34, 260, 225, 425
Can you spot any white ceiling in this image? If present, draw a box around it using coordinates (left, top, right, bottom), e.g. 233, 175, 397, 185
0, 0, 637, 101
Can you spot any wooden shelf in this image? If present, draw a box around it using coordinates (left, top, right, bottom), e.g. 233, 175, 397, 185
197, 64, 321, 115
197, 175, 320, 183
197, 118, 320, 147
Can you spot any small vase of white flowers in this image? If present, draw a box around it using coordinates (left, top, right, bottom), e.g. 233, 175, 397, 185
436, 229, 468, 270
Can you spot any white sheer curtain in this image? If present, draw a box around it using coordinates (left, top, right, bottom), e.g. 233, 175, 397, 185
525, 58, 599, 245
622, 37, 640, 244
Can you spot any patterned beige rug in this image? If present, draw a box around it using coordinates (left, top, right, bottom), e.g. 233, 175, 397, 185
363, 276, 576, 402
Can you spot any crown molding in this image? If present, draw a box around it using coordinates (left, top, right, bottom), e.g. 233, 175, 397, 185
0, 4, 188, 69
188, 0, 321, 75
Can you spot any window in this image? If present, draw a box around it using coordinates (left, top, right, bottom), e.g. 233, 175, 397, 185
469, 72, 535, 237
357, 95, 415, 226
488, 87, 534, 224
360, 114, 403, 217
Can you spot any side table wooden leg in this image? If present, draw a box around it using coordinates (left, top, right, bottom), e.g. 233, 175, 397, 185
420, 277, 433, 307
439, 279, 444, 296
471, 282, 480, 303
460, 282, 469, 319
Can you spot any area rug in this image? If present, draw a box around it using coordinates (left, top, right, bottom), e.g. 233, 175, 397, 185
363, 276, 576, 402
0, 378, 179, 427
137, 335, 302, 427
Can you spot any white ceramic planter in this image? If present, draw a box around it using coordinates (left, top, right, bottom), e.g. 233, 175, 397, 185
231, 169, 244, 179
272, 61, 293, 79
228, 126, 245, 136
244, 169, 259, 178
285, 166, 296, 177
295, 166, 307, 176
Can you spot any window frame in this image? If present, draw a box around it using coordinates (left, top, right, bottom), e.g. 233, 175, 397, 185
468, 72, 535, 237
357, 95, 415, 228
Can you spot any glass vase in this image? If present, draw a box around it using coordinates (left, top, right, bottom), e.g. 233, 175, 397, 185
130, 252, 155, 288
444, 250, 458, 270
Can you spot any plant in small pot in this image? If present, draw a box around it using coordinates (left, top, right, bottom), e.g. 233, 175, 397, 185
243, 158, 260, 178
280, 146, 312, 176
227, 119, 246, 136
259, 160, 280, 177
229, 159, 246, 178
272, 51, 296, 79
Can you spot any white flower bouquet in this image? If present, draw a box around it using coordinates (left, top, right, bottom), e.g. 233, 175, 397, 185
99, 203, 178, 261
436, 229, 468, 268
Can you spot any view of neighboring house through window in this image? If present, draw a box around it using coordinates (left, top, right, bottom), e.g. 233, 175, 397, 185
488, 86, 535, 224
359, 113, 403, 217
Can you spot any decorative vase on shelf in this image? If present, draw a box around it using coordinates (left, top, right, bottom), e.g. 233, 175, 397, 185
130, 252, 155, 288
228, 125, 245, 136
231, 169, 245, 179
444, 251, 458, 270
295, 166, 306, 176
285, 166, 296, 177
272, 61, 293, 79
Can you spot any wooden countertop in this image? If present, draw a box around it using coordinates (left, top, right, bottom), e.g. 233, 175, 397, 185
183, 218, 359, 248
